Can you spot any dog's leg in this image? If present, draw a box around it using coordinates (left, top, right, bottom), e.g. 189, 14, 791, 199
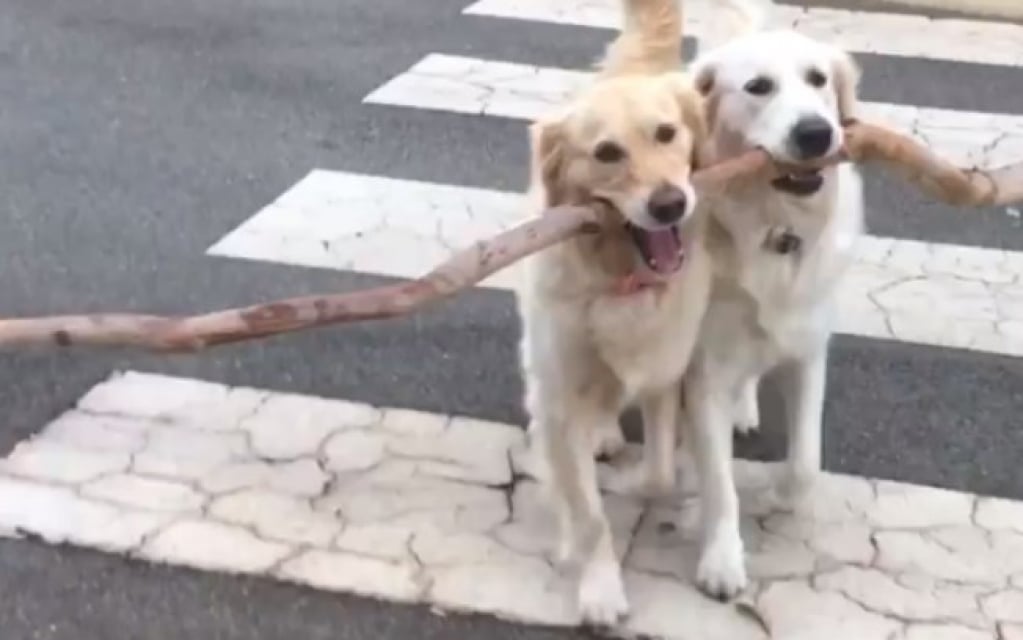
596, 385, 679, 497
674, 385, 701, 495
687, 370, 748, 601
777, 347, 827, 507
732, 375, 760, 434
636, 385, 680, 495
592, 420, 627, 459
537, 405, 629, 627
591, 386, 626, 460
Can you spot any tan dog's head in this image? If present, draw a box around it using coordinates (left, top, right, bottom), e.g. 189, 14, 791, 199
529, 72, 706, 277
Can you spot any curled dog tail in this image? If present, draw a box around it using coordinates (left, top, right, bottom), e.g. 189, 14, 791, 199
720, 0, 771, 34
599, 0, 683, 76
700, 0, 773, 52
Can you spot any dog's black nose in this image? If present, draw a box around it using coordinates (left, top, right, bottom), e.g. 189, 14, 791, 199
791, 116, 833, 159
647, 184, 688, 224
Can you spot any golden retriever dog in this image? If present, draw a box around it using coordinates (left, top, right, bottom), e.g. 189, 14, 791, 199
515, 0, 710, 627
681, 0, 866, 601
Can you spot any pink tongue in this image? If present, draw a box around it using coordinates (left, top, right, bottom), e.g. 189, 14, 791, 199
644, 228, 682, 274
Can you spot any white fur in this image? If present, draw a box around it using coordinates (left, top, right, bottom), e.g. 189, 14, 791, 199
683, 22, 865, 600
693, 30, 851, 164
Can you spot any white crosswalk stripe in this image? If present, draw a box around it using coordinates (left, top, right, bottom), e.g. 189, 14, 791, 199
465, 0, 1023, 67
5, 1, 1023, 637
361, 54, 1023, 168
4, 370, 1023, 638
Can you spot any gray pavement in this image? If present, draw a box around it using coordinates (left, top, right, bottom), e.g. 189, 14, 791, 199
0, 537, 595, 640
0, 0, 1022, 638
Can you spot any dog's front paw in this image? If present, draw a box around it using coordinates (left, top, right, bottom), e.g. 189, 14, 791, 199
696, 531, 747, 601
577, 560, 630, 629
733, 419, 760, 435
597, 459, 645, 496
732, 383, 760, 435
733, 415, 760, 435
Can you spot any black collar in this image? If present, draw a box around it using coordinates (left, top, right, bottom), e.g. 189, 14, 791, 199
771, 171, 824, 197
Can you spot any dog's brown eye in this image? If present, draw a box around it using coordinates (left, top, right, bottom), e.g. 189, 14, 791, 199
654, 124, 676, 143
744, 76, 774, 96
806, 68, 828, 88
594, 140, 626, 163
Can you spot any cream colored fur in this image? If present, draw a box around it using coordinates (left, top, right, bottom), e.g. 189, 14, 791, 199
515, 0, 711, 627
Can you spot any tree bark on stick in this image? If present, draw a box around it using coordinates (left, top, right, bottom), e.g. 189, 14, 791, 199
0, 120, 1020, 353
0, 206, 603, 352
841, 120, 1023, 206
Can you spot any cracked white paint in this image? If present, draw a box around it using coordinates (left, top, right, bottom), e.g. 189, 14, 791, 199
463, 0, 1023, 68
208, 169, 1023, 358
2, 370, 1023, 638
207, 169, 526, 291
364, 54, 1023, 170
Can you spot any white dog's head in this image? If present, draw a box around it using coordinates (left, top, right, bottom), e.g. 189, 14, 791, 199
691, 30, 860, 169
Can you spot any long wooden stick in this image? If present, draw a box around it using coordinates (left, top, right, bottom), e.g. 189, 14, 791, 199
841, 120, 1023, 206
0, 121, 1020, 353
0, 206, 602, 352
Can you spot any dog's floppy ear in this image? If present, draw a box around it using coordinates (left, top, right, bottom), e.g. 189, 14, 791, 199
831, 50, 861, 123
669, 73, 710, 167
693, 63, 716, 97
528, 116, 567, 206
691, 63, 721, 139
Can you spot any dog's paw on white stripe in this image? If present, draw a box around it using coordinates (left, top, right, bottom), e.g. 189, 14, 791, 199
696, 530, 748, 602
577, 560, 630, 628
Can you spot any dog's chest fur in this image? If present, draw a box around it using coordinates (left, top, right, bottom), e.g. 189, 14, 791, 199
522, 237, 710, 399
700, 165, 864, 369
587, 274, 705, 394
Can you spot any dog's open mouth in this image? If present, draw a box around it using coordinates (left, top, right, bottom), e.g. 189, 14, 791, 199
625, 222, 684, 275
772, 170, 823, 196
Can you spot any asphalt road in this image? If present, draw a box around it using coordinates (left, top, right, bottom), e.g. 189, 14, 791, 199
0, 0, 1021, 638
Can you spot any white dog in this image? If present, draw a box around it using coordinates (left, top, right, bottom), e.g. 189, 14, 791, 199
682, 2, 865, 600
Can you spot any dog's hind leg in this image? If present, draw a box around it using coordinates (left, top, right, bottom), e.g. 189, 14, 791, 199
638, 384, 680, 495
595, 384, 679, 498
733, 375, 761, 434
